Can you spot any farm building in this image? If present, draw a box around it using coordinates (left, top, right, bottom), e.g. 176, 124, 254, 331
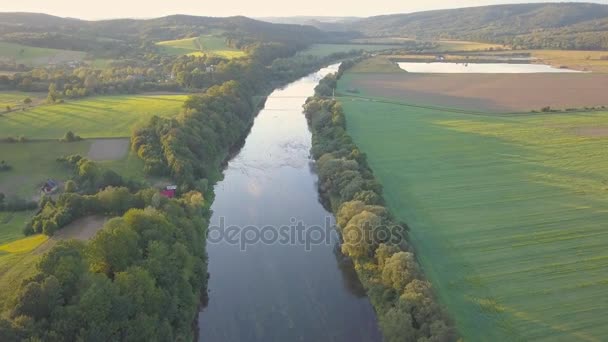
41, 179, 59, 194
160, 185, 177, 198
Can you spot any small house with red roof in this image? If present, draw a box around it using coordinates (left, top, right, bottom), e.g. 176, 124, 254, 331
160, 185, 177, 198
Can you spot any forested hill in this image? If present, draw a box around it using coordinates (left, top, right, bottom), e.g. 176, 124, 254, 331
0, 13, 331, 56
347, 3, 608, 49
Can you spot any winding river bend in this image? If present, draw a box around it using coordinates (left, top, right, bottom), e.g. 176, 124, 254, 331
197, 65, 381, 341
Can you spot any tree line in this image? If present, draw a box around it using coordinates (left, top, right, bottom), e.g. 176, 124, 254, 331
303, 63, 456, 342
132, 49, 364, 189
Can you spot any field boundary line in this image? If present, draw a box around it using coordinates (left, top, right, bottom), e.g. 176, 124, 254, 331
337, 93, 608, 118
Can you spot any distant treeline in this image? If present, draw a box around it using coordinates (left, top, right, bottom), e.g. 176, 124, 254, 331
303, 61, 456, 342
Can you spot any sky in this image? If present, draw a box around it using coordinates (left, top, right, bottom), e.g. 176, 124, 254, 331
0, 0, 606, 20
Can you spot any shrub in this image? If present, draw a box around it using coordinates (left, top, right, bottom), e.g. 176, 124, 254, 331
0, 160, 11, 172
64, 180, 77, 193
61, 131, 82, 142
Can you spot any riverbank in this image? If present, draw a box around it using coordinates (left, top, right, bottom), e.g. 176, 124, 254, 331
303, 62, 456, 342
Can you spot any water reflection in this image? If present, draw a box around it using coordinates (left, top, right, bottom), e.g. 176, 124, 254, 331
197, 65, 381, 342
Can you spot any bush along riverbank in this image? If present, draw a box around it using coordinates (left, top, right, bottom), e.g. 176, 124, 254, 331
0, 45, 365, 340
303, 62, 457, 342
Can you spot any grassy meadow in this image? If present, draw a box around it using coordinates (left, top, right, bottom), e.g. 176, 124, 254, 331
0, 211, 35, 245
0, 94, 187, 139
156, 35, 246, 59
528, 50, 608, 73
0, 41, 86, 66
0, 140, 91, 197
339, 93, 608, 341
434, 39, 505, 51
0, 91, 46, 110
0, 234, 52, 310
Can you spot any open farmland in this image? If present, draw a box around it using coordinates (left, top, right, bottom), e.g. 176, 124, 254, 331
0, 211, 34, 245
298, 43, 400, 57
0, 234, 48, 310
338, 61, 608, 112
156, 35, 246, 58
0, 141, 90, 197
0, 91, 46, 111
0, 94, 186, 139
339, 92, 608, 340
0, 41, 86, 66
484, 50, 608, 73
0, 139, 147, 199
0, 214, 109, 310
349, 38, 505, 52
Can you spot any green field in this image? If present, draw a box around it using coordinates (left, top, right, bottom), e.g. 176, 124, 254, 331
339, 93, 608, 340
156, 35, 246, 59
0, 41, 86, 66
0, 91, 46, 111
0, 234, 49, 310
298, 43, 401, 57
0, 94, 186, 139
0, 211, 34, 245
0, 141, 91, 197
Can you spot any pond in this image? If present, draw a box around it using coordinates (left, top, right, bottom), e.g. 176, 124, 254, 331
197, 64, 382, 342
398, 62, 583, 73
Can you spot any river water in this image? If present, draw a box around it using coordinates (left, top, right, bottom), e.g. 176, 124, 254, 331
197, 65, 382, 341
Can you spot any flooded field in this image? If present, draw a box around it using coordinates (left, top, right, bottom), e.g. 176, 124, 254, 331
398, 62, 583, 73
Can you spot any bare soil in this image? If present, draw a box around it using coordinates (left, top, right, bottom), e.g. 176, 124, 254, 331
88, 138, 130, 161
53, 215, 108, 241
345, 73, 608, 112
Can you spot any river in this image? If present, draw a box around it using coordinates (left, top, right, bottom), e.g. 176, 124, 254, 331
197, 65, 382, 341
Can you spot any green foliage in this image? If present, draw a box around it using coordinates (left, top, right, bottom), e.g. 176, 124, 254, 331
304, 68, 455, 341
61, 131, 82, 142
10, 197, 207, 340
63, 180, 76, 193
57, 154, 135, 194
341, 211, 381, 259
381, 252, 420, 293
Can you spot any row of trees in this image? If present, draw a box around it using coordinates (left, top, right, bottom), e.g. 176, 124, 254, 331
132, 48, 365, 189
303, 66, 455, 342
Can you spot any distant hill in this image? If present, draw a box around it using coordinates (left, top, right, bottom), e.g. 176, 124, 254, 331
0, 13, 332, 57
346, 3, 608, 49
257, 16, 359, 31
